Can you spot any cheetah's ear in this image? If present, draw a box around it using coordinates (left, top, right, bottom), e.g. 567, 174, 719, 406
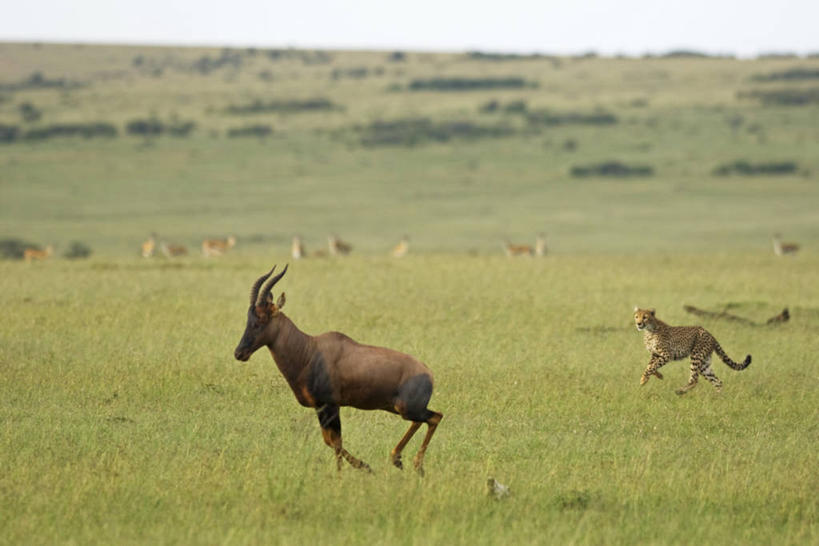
649, 308, 655, 316
633, 306, 639, 312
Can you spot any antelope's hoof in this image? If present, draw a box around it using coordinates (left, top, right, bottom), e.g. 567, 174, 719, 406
358, 461, 373, 473
391, 455, 403, 470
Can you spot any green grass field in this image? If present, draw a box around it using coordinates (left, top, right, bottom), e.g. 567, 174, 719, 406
1, 43, 818, 544
0, 255, 816, 544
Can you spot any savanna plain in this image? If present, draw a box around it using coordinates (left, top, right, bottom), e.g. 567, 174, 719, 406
0, 43, 817, 545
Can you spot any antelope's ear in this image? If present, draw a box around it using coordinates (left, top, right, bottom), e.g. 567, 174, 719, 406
276, 292, 286, 309
649, 308, 655, 316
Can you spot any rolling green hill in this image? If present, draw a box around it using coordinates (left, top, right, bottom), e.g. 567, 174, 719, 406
1, 43, 817, 256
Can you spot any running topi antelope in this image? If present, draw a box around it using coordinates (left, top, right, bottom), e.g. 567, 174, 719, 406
233, 265, 443, 474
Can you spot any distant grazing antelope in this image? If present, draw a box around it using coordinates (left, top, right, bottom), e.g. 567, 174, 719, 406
202, 235, 236, 257
535, 233, 547, 257
141, 234, 157, 258
23, 245, 53, 263
772, 233, 799, 256
504, 239, 533, 257
234, 265, 443, 474
392, 235, 410, 258
291, 235, 305, 260
328, 234, 352, 256
160, 242, 188, 257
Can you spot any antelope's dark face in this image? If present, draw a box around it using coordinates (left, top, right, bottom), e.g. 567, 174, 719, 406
234, 265, 288, 362
633, 307, 656, 332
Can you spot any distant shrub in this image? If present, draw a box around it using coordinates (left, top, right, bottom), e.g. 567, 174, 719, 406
466, 51, 544, 61
358, 117, 514, 147
571, 161, 654, 178
527, 110, 617, 126
191, 49, 243, 75
0, 238, 38, 260
227, 124, 272, 138
660, 50, 716, 58
226, 98, 340, 115
738, 88, 819, 106
388, 51, 406, 62
63, 241, 92, 259
167, 120, 196, 137
331, 67, 370, 80
126, 117, 163, 137
18, 102, 42, 122
0, 124, 20, 143
479, 100, 500, 113
408, 77, 535, 91
125, 117, 195, 138
480, 100, 528, 114
756, 52, 799, 60
0, 71, 82, 92
503, 100, 528, 114
712, 160, 798, 176
751, 68, 819, 82
23, 122, 117, 141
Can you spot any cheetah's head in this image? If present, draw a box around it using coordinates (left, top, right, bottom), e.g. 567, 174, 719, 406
633, 307, 656, 332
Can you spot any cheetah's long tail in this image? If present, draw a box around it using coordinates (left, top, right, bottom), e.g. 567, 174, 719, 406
714, 343, 751, 370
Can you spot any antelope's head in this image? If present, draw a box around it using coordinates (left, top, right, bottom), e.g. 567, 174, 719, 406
234, 264, 288, 361
633, 307, 656, 332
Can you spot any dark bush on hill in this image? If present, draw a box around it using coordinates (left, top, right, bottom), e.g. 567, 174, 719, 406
126, 118, 195, 138
126, 118, 164, 137
226, 98, 340, 115
0, 124, 20, 143
0, 71, 83, 92
466, 51, 545, 61
192, 49, 243, 75
752, 67, 819, 82
408, 77, 535, 91
527, 110, 617, 126
227, 125, 272, 138
0, 238, 38, 259
359, 117, 514, 147
331, 67, 373, 80
738, 88, 819, 106
18, 102, 42, 122
23, 122, 117, 141
712, 160, 798, 176
388, 51, 406, 62
64, 241, 92, 259
571, 161, 654, 178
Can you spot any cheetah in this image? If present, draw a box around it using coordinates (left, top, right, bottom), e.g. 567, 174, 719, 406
633, 307, 751, 395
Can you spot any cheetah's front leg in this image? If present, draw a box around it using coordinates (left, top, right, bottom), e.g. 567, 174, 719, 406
641, 354, 668, 385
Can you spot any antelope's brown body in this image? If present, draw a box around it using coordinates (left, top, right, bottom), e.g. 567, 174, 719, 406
234, 265, 442, 474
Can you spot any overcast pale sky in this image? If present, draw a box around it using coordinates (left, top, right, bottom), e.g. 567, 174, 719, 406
1, 0, 817, 57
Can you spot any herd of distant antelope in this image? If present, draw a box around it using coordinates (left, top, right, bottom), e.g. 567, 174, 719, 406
18, 233, 803, 262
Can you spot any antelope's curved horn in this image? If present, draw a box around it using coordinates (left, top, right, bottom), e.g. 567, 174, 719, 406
249, 266, 276, 305
256, 264, 289, 307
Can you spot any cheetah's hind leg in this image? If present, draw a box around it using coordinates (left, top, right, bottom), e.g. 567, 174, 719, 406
698, 356, 723, 392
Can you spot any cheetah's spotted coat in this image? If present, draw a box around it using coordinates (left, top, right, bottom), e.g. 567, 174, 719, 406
633, 308, 751, 395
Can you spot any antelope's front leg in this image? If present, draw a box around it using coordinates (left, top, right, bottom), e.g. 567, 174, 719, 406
641, 354, 667, 385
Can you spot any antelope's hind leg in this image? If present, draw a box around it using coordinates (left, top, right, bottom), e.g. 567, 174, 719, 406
316, 405, 372, 473
391, 374, 443, 476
